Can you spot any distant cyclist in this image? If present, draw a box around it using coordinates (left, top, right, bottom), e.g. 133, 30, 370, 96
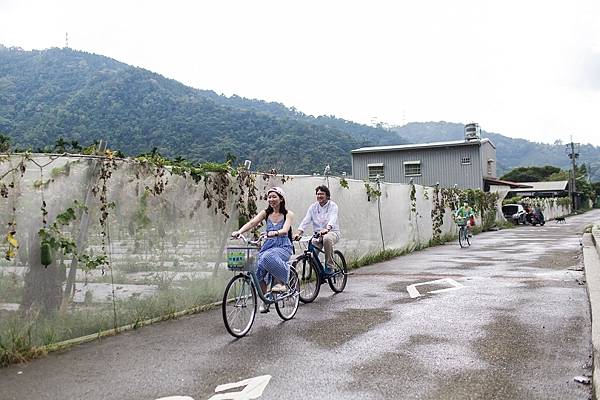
454, 202, 475, 237
294, 185, 340, 275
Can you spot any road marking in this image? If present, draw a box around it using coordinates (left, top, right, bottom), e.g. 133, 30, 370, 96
407, 278, 464, 298
154, 374, 271, 400
208, 375, 272, 400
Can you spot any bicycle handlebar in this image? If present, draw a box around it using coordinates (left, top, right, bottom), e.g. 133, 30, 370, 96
293, 232, 322, 242
231, 233, 264, 247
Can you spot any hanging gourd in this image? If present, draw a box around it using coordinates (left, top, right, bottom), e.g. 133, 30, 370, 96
37, 160, 54, 267
40, 241, 54, 266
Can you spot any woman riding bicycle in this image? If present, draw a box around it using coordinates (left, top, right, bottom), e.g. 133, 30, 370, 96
231, 186, 295, 313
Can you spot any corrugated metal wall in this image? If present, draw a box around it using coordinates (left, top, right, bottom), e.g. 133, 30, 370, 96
351, 143, 492, 189
480, 141, 497, 178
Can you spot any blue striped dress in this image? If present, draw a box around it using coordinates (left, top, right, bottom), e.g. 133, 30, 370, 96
257, 218, 293, 285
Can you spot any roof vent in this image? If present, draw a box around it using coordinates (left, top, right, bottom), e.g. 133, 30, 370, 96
464, 123, 480, 141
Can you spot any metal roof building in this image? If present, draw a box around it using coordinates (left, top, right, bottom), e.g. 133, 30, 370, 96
505, 181, 570, 198
351, 137, 497, 190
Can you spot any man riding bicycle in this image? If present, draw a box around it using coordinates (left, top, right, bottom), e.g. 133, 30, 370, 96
294, 185, 340, 275
454, 202, 475, 237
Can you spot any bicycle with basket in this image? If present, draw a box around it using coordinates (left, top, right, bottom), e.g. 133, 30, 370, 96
455, 216, 471, 248
222, 234, 300, 338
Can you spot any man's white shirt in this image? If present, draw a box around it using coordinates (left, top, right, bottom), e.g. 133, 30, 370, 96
297, 200, 340, 237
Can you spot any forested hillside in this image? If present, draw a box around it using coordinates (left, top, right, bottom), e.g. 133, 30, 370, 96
393, 122, 600, 180
2, 45, 598, 179
0, 45, 402, 174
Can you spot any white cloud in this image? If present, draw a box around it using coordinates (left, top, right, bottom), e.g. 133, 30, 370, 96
1, 0, 599, 146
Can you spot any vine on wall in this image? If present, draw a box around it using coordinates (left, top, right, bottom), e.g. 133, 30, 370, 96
409, 181, 417, 214
557, 197, 572, 207
1, 154, 28, 261
364, 180, 382, 202
134, 153, 294, 227
425, 184, 502, 241
90, 150, 119, 272
430, 184, 445, 243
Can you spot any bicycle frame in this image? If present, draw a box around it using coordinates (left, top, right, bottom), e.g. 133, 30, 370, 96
235, 269, 297, 305
228, 234, 296, 304
299, 235, 327, 274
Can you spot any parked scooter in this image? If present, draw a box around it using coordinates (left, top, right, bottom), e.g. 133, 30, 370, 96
525, 206, 545, 226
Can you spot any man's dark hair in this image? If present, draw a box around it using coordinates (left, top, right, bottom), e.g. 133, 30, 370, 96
315, 185, 330, 199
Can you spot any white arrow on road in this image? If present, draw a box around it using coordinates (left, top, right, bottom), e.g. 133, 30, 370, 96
155, 375, 271, 400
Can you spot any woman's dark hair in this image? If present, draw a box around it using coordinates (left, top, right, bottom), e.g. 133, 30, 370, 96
264, 192, 288, 216
315, 185, 330, 199
264, 193, 293, 242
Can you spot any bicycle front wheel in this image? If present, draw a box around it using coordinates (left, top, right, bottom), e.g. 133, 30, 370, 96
222, 274, 256, 338
275, 267, 300, 321
327, 250, 348, 293
294, 256, 321, 303
458, 226, 466, 248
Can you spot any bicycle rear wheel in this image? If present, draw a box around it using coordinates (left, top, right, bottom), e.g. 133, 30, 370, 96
327, 250, 348, 293
294, 256, 321, 303
222, 274, 256, 338
275, 267, 300, 320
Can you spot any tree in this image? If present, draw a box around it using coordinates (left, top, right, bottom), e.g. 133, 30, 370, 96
54, 137, 68, 153
547, 171, 569, 181
0, 133, 10, 152
500, 166, 561, 182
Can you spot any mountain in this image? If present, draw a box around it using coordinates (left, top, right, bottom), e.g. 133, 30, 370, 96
0, 45, 404, 174
393, 122, 600, 180
2, 45, 598, 180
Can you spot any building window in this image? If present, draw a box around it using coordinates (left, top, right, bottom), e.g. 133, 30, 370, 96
487, 159, 494, 176
461, 156, 471, 165
404, 161, 421, 176
368, 163, 384, 181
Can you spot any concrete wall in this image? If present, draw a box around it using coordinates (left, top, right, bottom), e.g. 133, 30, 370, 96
267, 176, 463, 259
281, 177, 571, 258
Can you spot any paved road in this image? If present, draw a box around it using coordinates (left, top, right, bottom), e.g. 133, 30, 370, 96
1, 210, 598, 400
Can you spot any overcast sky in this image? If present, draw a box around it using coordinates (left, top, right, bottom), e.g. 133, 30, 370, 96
1, 0, 599, 146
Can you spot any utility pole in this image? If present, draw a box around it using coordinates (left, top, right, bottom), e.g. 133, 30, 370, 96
566, 137, 579, 210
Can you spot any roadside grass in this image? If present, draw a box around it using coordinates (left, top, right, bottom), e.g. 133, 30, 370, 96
346, 217, 515, 271
0, 274, 228, 366
0, 315, 46, 367
348, 245, 421, 270
492, 219, 516, 230
347, 232, 456, 270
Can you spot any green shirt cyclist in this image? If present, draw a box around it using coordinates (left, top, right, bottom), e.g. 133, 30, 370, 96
454, 202, 475, 237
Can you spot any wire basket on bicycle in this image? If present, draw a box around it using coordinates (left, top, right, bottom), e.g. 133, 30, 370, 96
454, 216, 467, 226
226, 243, 259, 272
